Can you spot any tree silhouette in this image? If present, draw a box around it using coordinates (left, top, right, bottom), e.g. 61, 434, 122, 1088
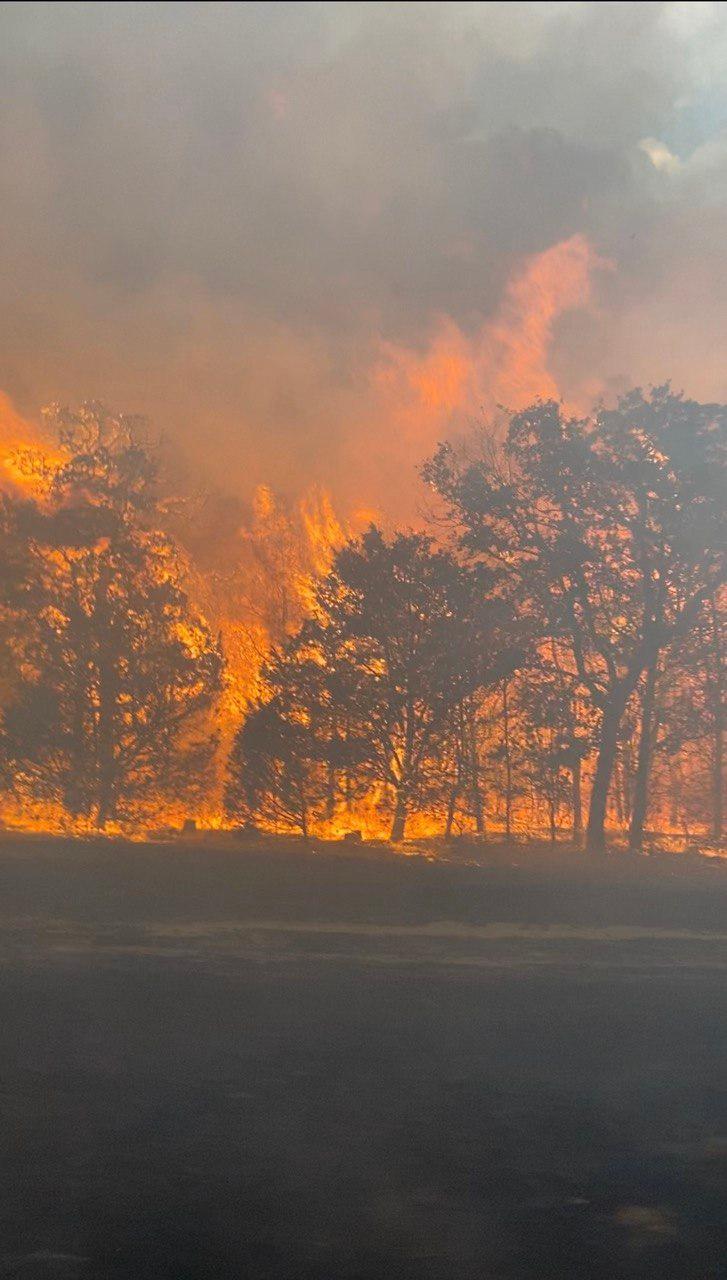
426, 388, 727, 852
5, 405, 223, 828
225, 637, 343, 837
654, 595, 725, 845
227, 528, 518, 839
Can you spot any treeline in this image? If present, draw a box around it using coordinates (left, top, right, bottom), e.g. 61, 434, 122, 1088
0, 389, 724, 852
227, 387, 726, 853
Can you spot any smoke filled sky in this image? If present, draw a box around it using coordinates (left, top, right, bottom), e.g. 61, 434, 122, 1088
2, 1, 727, 515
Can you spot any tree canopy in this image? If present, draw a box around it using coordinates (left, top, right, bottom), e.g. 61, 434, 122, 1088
425, 387, 726, 850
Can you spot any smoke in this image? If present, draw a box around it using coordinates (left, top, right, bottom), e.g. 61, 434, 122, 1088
1, 2, 727, 517
340, 234, 607, 514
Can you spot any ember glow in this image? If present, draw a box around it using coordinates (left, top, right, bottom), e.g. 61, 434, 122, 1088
0, 3, 724, 851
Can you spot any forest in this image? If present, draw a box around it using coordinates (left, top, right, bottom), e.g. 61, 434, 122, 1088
0, 387, 724, 854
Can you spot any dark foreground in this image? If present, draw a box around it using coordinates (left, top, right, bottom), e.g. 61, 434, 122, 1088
1, 836, 727, 1279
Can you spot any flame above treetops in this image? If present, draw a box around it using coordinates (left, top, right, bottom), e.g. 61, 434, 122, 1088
363, 235, 608, 484
0, 234, 638, 842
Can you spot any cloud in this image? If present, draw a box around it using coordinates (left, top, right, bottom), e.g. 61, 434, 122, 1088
639, 137, 681, 173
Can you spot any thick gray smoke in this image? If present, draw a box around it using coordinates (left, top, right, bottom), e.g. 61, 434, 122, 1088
1, 1, 726, 513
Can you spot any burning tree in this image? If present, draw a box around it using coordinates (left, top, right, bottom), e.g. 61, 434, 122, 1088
2, 405, 224, 830
651, 598, 725, 845
0, 385, 721, 849
426, 387, 727, 852
227, 528, 517, 839
314, 529, 510, 839
0, 496, 36, 718
224, 636, 346, 838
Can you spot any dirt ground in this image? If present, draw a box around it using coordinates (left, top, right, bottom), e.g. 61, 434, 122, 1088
1, 834, 727, 1279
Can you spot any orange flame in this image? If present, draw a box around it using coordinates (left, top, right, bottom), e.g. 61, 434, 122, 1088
368, 235, 607, 455
0, 392, 66, 499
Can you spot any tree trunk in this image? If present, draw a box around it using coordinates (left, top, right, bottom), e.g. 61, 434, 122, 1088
709, 598, 724, 844
390, 789, 408, 841
628, 655, 658, 853
714, 699, 724, 845
97, 789, 116, 831
467, 711, 485, 836
94, 561, 120, 830
472, 781, 485, 836
612, 757, 625, 827
502, 678, 513, 839
445, 783, 458, 840
668, 762, 680, 828
299, 787, 309, 841
586, 692, 628, 853
96, 657, 119, 829
446, 708, 463, 839
326, 759, 336, 821
572, 755, 583, 841
344, 719, 353, 813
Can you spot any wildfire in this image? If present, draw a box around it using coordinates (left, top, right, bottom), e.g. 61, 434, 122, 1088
370, 235, 607, 450
166, 480, 349, 834
0, 393, 66, 500
0, 237, 719, 852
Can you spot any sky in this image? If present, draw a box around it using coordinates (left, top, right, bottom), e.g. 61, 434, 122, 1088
1, 1, 727, 517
